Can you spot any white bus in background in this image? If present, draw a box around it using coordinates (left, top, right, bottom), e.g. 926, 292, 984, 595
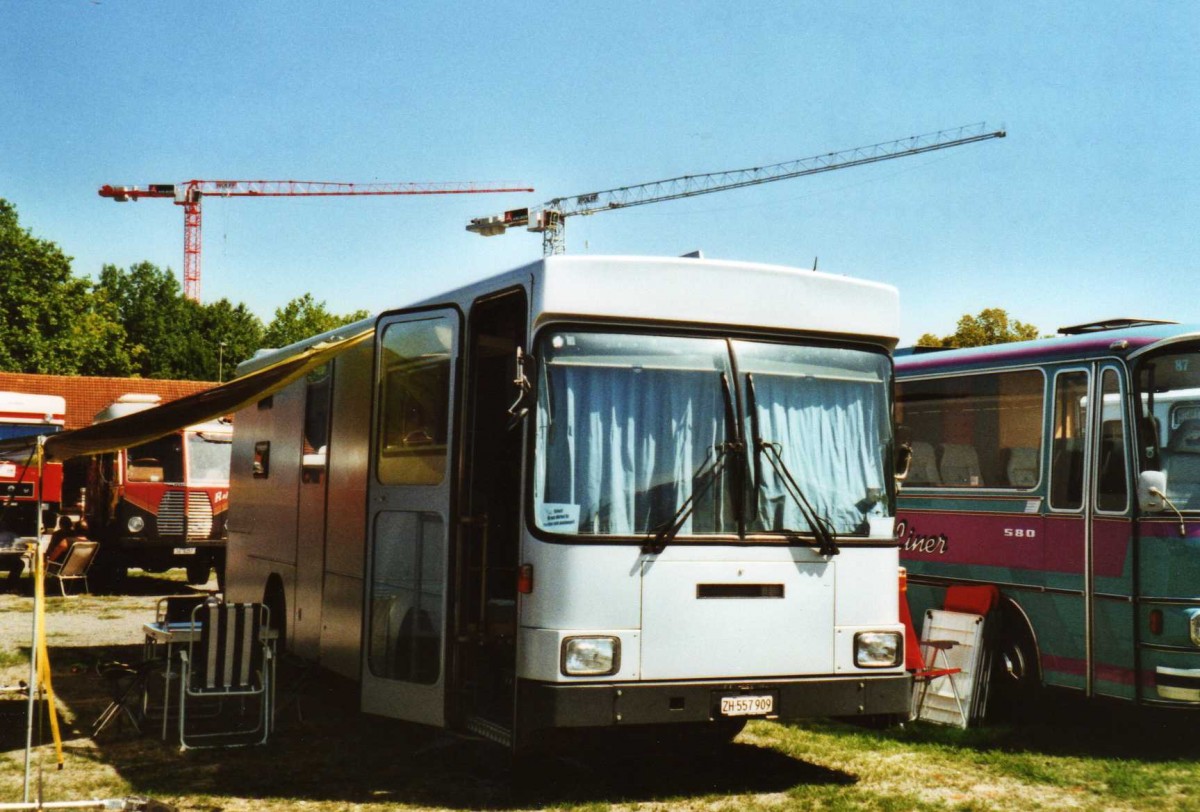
225, 254, 909, 751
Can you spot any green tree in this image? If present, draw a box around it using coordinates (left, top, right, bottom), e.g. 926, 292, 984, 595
916, 308, 1041, 349
0, 199, 133, 375
262, 293, 368, 350
96, 261, 196, 378
192, 298, 266, 382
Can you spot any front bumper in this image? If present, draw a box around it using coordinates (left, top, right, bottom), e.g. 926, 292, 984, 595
1155, 667, 1200, 703
518, 673, 911, 730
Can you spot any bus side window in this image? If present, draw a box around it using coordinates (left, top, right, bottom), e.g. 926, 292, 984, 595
1050, 371, 1089, 511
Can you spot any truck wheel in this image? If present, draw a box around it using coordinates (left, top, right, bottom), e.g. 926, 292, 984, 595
185, 562, 211, 586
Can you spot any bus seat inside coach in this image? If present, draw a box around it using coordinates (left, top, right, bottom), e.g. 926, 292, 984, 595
907, 441, 941, 485
1004, 447, 1039, 488
939, 444, 982, 486
1164, 419, 1200, 508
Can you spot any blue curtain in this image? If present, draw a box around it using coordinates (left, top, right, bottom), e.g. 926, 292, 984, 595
536, 366, 728, 535
751, 375, 886, 534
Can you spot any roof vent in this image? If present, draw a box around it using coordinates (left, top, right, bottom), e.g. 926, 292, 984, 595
1057, 318, 1177, 336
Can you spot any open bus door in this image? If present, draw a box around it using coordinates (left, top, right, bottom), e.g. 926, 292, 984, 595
361, 308, 460, 727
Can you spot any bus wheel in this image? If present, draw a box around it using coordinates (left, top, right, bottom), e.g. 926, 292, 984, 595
185, 562, 211, 586
989, 615, 1040, 720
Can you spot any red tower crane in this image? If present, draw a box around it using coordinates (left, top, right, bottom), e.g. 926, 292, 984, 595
99, 179, 535, 301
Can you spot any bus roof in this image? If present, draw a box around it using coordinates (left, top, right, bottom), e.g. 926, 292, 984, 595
0, 391, 67, 424
237, 255, 899, 377
896, 322, 1200, 376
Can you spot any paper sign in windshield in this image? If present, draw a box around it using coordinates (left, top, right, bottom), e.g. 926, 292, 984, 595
539, 503, 581, 531
0, 463, 16, 479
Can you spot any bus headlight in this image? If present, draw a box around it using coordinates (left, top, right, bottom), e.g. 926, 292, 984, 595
854, 631, 902, 668
1189, 611, 1200, 647
127, 516, 145, 534
561, 636, 620, 676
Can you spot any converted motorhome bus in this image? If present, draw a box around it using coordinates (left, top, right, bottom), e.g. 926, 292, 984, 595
86, 394, 232, 585
896, 318, 1200, 712
226, 254, 909, 749
0, 391, 65, 534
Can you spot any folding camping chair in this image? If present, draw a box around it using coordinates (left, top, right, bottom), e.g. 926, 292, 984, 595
45, 540, 99, 596
177, 600, 272, 750
92, 658, 159, 738
911, 584, 1001, 727
911, 635, 966, 724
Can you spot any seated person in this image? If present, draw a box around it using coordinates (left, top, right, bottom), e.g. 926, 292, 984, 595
47, 517, 89, 564
47, 516, 74, 563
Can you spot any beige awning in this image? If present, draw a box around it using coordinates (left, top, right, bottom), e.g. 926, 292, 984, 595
0, 327, 373, 463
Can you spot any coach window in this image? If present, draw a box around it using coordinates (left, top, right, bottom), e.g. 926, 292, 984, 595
1050, 370, 1089, 511
376, 317, 452, 485
896, 369, 1043, 489
1096, 368, 1129, 512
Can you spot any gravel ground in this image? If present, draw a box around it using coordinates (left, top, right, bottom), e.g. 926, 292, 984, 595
0, 570, 216, 683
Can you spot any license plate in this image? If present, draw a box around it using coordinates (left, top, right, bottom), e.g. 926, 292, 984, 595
719, 693, 775, 717
174, 547, 197, 555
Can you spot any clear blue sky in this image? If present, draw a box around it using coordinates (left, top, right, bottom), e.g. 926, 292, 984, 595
3, 2, 1197, 344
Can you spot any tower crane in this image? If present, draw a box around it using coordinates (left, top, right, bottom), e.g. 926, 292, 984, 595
100, 179, 535, 301
467, 123, 1004, 255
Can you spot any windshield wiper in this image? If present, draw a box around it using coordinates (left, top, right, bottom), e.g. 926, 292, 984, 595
643, 373, 743, 555
746, 373, 839, 556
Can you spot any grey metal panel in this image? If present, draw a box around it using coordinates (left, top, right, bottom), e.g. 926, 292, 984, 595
321, 571, 364, 681
319, 340, 373, 667
324, 340, 372, 578
225, 380, 303, 603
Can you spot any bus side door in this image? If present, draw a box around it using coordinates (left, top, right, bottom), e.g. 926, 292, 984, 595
1089, 364, 1136, 700
361, 308, 460, 727
1042, 367, 1092, 692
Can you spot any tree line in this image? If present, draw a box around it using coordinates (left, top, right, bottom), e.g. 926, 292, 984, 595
2, 195, 1043, 382
0, 198, 367, 381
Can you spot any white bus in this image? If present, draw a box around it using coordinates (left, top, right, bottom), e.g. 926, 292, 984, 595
225, 254, 909, 750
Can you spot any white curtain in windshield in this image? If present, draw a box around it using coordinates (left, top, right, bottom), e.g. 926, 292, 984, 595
750, 374, 887, 534
537, 365, 728, 535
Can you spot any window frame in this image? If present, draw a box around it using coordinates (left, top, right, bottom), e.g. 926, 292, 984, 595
895, 365, 1048, 494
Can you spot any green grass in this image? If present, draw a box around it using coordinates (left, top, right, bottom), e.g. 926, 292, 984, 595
4, 579, 1200, 811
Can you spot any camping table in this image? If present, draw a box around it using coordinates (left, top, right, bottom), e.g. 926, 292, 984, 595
142, 620, 277, 740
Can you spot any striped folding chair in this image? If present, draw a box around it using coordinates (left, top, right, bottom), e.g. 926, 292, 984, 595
177, 600, 272, 750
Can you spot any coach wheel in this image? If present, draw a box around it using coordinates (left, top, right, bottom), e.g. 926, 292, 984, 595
989, 614, 1041, 720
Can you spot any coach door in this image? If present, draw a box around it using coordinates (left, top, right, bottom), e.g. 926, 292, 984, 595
1088, 364, 1136, 700
361, 308, 460, 726
1045, 367, 1093, 693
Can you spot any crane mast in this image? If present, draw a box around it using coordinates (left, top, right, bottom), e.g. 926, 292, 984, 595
100, 179, 535, 301
467, 123, 1005, 255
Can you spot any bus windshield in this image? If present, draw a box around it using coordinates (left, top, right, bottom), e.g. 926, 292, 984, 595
187, 431, 233, 484
1136, 345, 1200, 510
532, 331, 891, 539
0, 423, 61, 442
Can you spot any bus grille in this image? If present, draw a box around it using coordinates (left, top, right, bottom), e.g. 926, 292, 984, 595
157, 491, 214, 539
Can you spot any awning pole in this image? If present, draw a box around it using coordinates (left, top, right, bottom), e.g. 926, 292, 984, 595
22, 435, 45, 802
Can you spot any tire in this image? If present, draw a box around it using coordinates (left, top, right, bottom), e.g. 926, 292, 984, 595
185, 562, 211, 586
988, 614, 1041, 721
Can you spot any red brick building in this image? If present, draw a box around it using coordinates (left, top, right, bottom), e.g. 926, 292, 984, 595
0, 372, 215, 431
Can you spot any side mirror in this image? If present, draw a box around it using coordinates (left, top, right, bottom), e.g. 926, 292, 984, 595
894, 443, 913, 484
506, 346, 536, 431
1138, 470, 1167, 512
